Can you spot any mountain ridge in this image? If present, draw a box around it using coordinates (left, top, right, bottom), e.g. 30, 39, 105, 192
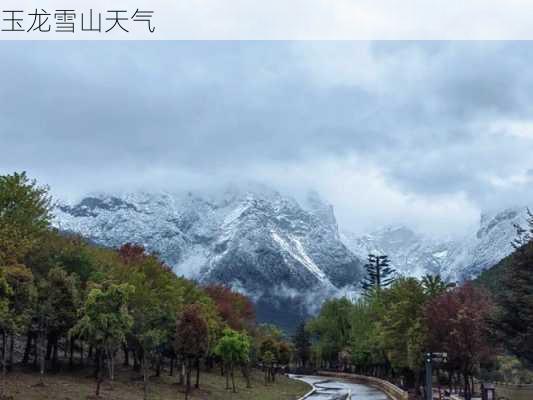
54, 186, 528, 329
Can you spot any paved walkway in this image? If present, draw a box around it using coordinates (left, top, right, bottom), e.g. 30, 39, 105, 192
290, 374, 389, 400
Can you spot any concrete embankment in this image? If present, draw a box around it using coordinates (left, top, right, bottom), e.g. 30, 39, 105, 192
318, 371, 408, 400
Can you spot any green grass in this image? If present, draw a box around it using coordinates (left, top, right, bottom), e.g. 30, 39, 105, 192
4, 365, 310, 400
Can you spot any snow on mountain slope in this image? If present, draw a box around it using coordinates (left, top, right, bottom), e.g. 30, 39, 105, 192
342, 226, 455, 278
54, 187, 363, 327
342, 207, 528, 282
54, 180, 528, 329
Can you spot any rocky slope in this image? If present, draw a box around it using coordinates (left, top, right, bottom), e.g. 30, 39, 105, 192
54, 183, 528, 328
342, 207, 528, 282
54, 186, 363, 329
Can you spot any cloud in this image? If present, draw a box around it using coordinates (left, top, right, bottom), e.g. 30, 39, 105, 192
1, 41, 533, 236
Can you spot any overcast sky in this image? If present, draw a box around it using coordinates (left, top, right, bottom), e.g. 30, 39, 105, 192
1, 41, 533, 236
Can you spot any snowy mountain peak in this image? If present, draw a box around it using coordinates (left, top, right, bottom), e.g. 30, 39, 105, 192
342, 206, 529, 281
54, 186, 363, 328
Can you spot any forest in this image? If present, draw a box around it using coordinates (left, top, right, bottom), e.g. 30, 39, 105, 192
301, 232, 533, 399
0, 172, 300, 400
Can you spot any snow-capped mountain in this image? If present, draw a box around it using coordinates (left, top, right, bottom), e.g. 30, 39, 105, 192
342, 207, 528, 282
342, 226, 456, 279
54, 186, 363, 328
53, 181, 528, 328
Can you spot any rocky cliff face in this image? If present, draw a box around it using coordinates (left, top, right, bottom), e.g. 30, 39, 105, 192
342, 207, 528, 282
54, 183, 528, 328
54, 186, 363, 329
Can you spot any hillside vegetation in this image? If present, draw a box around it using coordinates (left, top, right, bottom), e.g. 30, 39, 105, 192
0, 172, 304, 400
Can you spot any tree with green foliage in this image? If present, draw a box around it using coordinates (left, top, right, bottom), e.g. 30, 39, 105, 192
215, 328, 251, 392
71, 283, 134, 397
0, 172, 52, 265
421, 274, 454, 298
361, 254, 395, 296
35, 267, 79, 372
261, 350, 275, 384
0, 269, 13, 399
377, 278, 427, 386
307, 298, 353, 367
3, 264, 35, 375
495, 240, 533, 366
349, 299, 384, 374
115, 245, 187, 399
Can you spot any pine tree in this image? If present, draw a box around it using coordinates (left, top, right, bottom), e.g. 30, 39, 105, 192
495, 240, 533, 366
361, 254, 395, 295
421, 274, 454, 297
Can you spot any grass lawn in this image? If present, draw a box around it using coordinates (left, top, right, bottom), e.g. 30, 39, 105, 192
3, 365, 310, 400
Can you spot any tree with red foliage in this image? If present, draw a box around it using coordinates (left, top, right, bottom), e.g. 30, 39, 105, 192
424, 283, 494, 400
175, 304, 209, 400
204, 284, 255, 331
117, 243, 147, 265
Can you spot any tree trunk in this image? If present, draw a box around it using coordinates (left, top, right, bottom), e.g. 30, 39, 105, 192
231, 363, 236, 393
242, 364, 251, 388
1, 331, 7, 398
156, 353, 161, 377
143, 357, 149, 400
179, 358, 185, 385
226, 362, 230, 389
22, 332, 32, 365
133, 350, 141, 372
107, 347, 114, 388
195, 357, 200, 388
463, 372, 471, 400
123, 344, 129, 367
96, 350, 103, 397
8, 333, 14, 371
39, 325, 46, 385
169, 356, 174, 376
69, 337, 74, 368
52, 338, 58, 369
185, 358, 191, 400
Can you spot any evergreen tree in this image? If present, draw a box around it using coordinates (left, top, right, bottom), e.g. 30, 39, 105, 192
421, 274, 454, 297
361, 254, 395, 295
495, 240, 533, 366
0, 172, 52, 265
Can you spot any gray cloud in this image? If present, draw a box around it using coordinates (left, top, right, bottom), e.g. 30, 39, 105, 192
1, 41, 533, 236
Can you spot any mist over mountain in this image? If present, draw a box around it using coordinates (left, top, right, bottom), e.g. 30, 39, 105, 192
54, 185, 363, 330
54, 184, 527, 330
341, 207, 527, 282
